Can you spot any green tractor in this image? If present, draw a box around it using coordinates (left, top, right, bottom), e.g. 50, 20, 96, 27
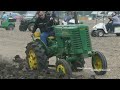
0, 18, 16, 30
25, 12, 107, 79
25, 24, 107, 78
19, 16, 36, 32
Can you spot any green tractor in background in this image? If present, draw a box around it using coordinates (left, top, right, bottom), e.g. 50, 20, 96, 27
19, 16, 36, 32
25, 11, 107, 79
0, 18, 16, 30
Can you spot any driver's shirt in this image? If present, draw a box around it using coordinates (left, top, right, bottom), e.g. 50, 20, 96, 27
111, 15, 120, 25
1, 14, 8, 21
32, 15, 54, 33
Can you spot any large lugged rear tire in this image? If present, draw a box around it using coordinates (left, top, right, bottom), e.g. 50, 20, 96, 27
25, 41, 48, 71
92, 51, 107, 75
19, 25, 27, 31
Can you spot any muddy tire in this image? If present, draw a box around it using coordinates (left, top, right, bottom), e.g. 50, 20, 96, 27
56, 59, 72, 79
25, 41, 48, 72
19, 25, 27, 31
92, 51, 107, 75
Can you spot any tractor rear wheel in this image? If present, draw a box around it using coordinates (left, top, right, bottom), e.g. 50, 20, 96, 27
25, 41, 48, 71
92, 51, 107, 75
6, 25, 14, 30
19, 25, 27, 31
56, 59, 72, 79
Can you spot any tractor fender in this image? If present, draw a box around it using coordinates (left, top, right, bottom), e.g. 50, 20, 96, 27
8, 23, 15, 27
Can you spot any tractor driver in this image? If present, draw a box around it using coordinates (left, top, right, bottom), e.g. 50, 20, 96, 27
32, 11, 58, 45
1, 12, 9, 22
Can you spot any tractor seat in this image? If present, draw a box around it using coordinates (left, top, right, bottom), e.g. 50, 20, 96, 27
48, 36, 55, 40
34, 32, 40, 37
34, 32, 55, 40
34, 32, 40, 39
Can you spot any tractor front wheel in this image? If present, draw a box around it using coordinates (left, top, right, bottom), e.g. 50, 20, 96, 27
92, 51, 107, 75
56, 59, 72, 79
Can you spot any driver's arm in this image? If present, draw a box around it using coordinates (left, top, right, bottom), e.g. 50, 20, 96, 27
108, 17, 113, 23
32, 18, 39, 33
46, 16, 54, 27
47, 15, 59, 26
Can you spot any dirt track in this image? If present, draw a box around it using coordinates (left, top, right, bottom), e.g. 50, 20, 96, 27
0, 20, 120, 79
0, 24, 31, 60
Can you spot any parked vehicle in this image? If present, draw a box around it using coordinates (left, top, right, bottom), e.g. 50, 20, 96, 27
0, 17, 16, 30
19, 16, 37, 32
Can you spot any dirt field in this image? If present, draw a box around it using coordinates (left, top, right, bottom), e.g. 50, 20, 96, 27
0, 20, 120, 79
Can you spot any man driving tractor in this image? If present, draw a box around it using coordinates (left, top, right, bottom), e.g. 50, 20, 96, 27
32, 11, 58, 45
1, 12, 9, 24
31, 11, 58, 73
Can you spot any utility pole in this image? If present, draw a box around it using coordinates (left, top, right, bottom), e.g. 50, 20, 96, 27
73, 11, 78, 24
96, 11, 98, 24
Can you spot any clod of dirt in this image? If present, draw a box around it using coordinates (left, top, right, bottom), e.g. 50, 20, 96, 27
0, 55, 58, 79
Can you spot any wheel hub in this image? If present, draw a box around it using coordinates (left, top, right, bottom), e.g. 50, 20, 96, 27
28, 50, 38, 70
57, 64, 66, 78
94, 55, 102, 71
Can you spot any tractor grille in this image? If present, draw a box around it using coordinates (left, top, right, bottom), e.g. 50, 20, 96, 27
86, 30, 91, 48
70, 28, 92, 54
71, 29, 82, 49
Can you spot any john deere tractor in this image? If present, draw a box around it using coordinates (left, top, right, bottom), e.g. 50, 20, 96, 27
25, 12, 107, 79
0, 18, 16, 30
